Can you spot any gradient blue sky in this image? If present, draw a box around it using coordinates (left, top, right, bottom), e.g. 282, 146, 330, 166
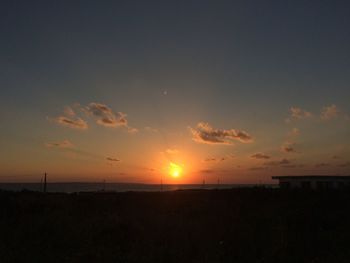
1, 1, 350, 183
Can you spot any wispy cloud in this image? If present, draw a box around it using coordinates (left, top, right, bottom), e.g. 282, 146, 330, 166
282, 164, 305, 169
281, 142, 298, 153
106, 157, 120, 162
252, 158, 304, 169
83, 102, 138, 133
203, 157, 217, 162
189, 122, 253, 145
50, 105, 88, 130
320, 104, 340, 120
63, 106, 76, 117
314, 162, 331, 168
286, 105, 349, 122
45, 139, 74, 148
45, 140, 108, 161
53, 116, 88, 130
264, 158, 291, 166
338, 162, 350, 167
127, 127, 139, 134
249, 166, 268, 171
85, 103, 128, 128
203, 154, 234, 162
286, 107, 312, 122
290, 107, 312, 119
166, 148, 179, 155
200, 169, 214, 174
52, 102, 140, 133
251, 153, 271, 159
203, 157, 225, 162
144, 126, 158, 133
288, 127, 300, 137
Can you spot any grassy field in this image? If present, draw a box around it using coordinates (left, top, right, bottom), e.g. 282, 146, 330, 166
1, 188, 350, 262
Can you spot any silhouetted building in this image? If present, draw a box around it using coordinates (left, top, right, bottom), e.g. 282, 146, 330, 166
272, 175, 350, 190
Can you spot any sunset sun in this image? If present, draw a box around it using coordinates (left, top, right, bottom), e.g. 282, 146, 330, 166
169, 162, 182, 178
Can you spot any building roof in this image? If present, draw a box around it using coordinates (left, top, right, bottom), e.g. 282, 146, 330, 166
272, 175, 350, 180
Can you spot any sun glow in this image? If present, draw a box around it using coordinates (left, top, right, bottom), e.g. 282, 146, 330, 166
169, 162, 182, 178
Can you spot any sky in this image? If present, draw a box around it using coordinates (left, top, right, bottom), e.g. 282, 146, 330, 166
1, 0, 350, 183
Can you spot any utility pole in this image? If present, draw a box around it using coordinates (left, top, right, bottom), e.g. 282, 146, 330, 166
43, 172, 47, 193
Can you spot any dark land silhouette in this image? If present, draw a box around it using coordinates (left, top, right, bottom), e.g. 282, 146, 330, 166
1, 188, 350, 262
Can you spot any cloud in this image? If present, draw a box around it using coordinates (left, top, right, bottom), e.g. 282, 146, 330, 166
106, 157, 120, 162
54, 116, 88, 130
144, 126, 158, 133
203, 157, 224, 162
251, 153, 271, 159
257, 159, 304, 169
288, 128, 300, 137
203, 157, 218, 162
189, 122, 253, 145
227, 153, 235, 159
200, 169, 214, 174
50, 105, 88, 130
264, 158, 291, 166
63, 106, 75, 117
281, 142, 298, 153
286, 107, 312, 122
45, 139, 74, 148
127, 127, 139, 134
83, 102, 138, 132
280, 159, 291, 164
45, 140, 107, 161
203, 154, 234, 162
249, 166, 268, 171
290, 107, 313, 119
338, 162, 350, 167
166, 149, 179, 155
314, 162, 331, 168
85, 103, 128, 128
282, 164, 305, 169
320, 104, 340, 120
53, 102, 139, 132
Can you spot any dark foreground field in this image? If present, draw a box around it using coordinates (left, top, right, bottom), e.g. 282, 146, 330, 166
1, 188, 350, 263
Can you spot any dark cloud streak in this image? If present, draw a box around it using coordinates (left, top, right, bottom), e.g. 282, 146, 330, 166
189, 122, 253, 145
